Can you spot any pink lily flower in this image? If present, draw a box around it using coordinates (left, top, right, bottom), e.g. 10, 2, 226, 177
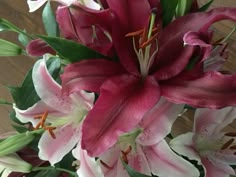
170, 107, 236, 177
27, 0, 100, 12
13, 55, 94, 165
98, 98, 199, 177
72, 144, 105, 177
61, 1, 236, 157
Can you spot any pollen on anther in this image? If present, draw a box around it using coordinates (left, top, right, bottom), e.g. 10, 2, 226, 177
100, 160, 113, 169
225, 132, 236, 137
221, 138, 234, 150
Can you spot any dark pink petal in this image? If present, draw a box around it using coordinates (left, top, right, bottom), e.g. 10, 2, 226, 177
106, 0, 151, 31
160, 71, 236, 108
137, 98, 184, 146
26, 39, 56, 57
61, 59, 125, 93
56, 5, 114, 56
153, 7, 236, 80
81, 75, 160, 156
106, 0, 157, 74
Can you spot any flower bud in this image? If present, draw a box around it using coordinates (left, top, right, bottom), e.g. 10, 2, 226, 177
0, 153, 32, 173
0, 130, 41, 156
0, 39, 22, 56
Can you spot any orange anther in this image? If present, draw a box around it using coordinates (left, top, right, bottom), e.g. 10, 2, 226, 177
230, 145, 236, 150
225, 132, 236, 137
221, 138, 234, 150
44, 126, 56, 139
140, 32, 158, 48
100, 160, 113, 169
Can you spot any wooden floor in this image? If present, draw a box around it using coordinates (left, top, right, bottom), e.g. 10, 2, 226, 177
0, 0, 236, 134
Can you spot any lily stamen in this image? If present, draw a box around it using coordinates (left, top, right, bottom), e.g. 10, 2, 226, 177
33, 111, 57, 139
44, 126, 56, 139
121, 146, 132, 164
225, 132, 236, 137
221, 138, 234, 150
100, 160, 113, 169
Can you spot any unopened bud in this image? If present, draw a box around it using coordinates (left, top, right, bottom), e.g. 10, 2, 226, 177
0, 39, 22, 56
0, 153, 32, 173
0, 130, 43, 156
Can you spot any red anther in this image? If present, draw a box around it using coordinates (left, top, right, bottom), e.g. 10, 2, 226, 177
219, 43, 228, 57
121, 153, 129, 164
230, 145, 236, 150
121, 146, 132, 164
100, 160, 113, 169
221, 138, 234, 150
225, 132, 236, 137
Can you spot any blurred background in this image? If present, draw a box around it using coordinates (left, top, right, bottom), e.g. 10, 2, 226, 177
0, 0, 235, 134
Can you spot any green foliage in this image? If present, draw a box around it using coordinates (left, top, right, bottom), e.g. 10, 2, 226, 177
176, 0, 193, 17
198, 0, 215, 12
0, 18, 32, 39
0, 39, 22, 56
9, 57, 61, 110
160, 0, 179, 27
18, 30, 31, 47
37, 35, 109, 63
42, 2, 59, 37
122, 159, 152, 177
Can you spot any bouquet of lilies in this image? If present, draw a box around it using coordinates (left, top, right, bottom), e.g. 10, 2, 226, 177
0, 0, 236, 177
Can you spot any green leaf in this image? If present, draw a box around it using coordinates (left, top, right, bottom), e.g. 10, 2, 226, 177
198, 0, 215, 12
9, 57, 61, 110
8, 69, 40, 110
37, 35, 109, 63
18, 30, 31, 47
0, 18, 32, 39
160, 0, 179, 27
176, 0, 193, 17
122, 160, 152, 177
12, 125, 28, 133
33, 169, 61, 177
9, 110, 25, 125
42, 2, 59, 37
0, 39, 22, 56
